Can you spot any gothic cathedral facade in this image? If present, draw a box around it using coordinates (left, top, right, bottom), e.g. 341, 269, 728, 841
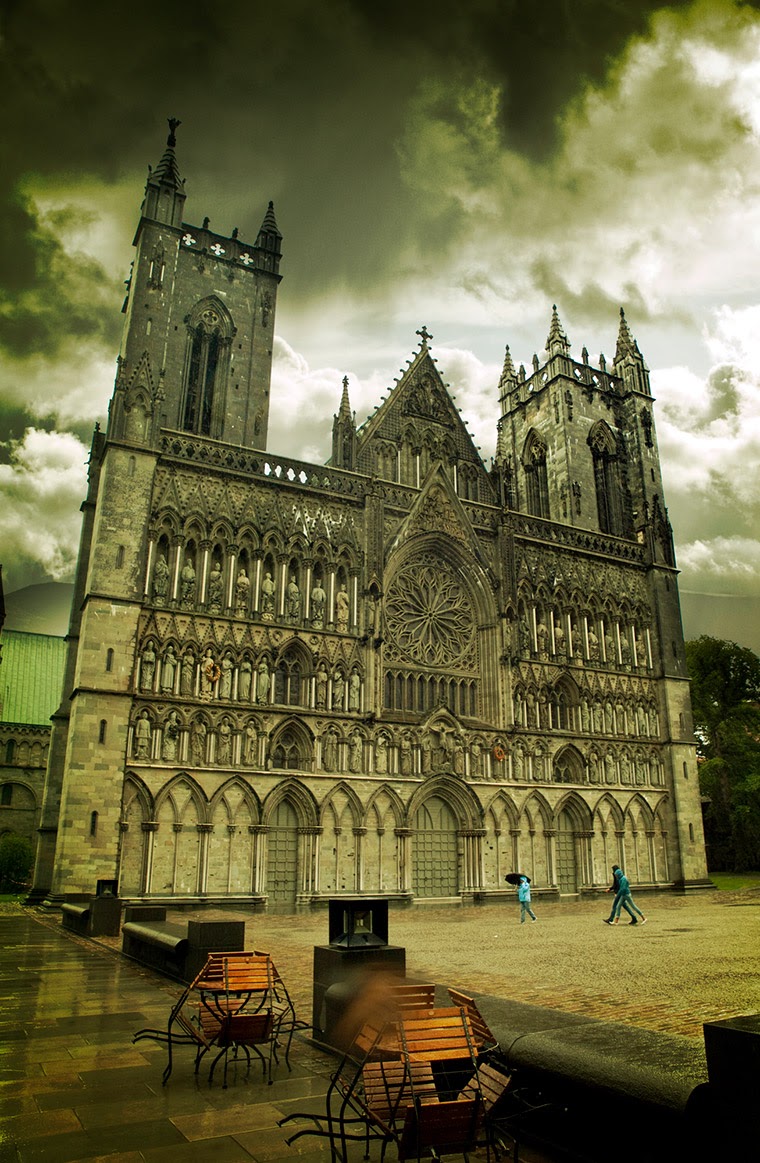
32, 127, 708, 909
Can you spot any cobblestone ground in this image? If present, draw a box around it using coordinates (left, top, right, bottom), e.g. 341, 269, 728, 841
56, 883, 760, 1040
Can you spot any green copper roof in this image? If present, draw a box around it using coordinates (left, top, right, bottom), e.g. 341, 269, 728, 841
1, 630, 66, 725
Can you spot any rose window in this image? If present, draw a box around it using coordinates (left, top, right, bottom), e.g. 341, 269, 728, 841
385, 557, 475, 668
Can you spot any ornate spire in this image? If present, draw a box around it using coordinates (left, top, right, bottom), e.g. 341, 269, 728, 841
152, 117, 183, 190
546, 304, 570, 356
614, 306, 641, 364
338, 374, 352, 420
498, 344, 517, 392
258, 200, 282, 239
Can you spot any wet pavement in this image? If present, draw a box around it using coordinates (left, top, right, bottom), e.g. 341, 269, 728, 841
1, 888, 758, 1162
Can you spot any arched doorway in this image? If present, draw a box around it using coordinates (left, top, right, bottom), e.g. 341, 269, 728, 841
412, 796, 458, 897
266, 800, 298, 909
556, 809, 579, 893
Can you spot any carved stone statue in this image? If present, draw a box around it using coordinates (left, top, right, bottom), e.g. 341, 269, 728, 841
536, 621, 549, 658
238, 659, 252, 702
587, 627, 600, 661
190, 718, 207, 765
201, 648, 218, 698
152, 553, 170, 602
261, 571, 275, 620
219, 653, 233, 699
180, 650, 195, 696
161, 645, 177, 693
180, 557, 196, 607
336, 584, 349, 631
349, 671, 361, 712
375, 733, 388, 774
235, 568, 250, 614
316, 665, 328, 710
243, 722, 257, 766
134, 710, 152, 759
207, 562, 223, 612
323, 729, 338, 771
332, 671, 345, 710
256, 660, 270, 704
161, 710, 179, 762
286, 574, 301, 623
399, 733, 412, 775
140, 640, 156, 691
348, 731, 363, 773
311, 581, 326, 628
217, 717, 232, 765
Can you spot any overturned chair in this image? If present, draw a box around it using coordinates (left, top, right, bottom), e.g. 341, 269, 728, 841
281, 996, 499, 1163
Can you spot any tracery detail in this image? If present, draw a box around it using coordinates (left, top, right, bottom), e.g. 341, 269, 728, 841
385, 556, 475, 668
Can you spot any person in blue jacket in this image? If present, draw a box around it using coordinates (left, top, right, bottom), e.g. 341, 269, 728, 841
518, 876, 537, 923
604, 864, 647, 926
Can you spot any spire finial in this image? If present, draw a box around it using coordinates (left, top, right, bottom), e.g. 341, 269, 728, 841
498, 344, 517, 391
167, 117, 181, 147
546, 303, 570, 355
416, 325, 433, 349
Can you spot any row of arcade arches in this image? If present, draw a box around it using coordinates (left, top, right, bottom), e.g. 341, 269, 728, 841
118, 774, 671, 907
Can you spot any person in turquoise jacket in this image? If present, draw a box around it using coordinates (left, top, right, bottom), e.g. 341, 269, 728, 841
604, 865, 647, 926
518, 876, 537, 923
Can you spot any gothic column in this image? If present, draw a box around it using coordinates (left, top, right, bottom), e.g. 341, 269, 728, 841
196, 823, 213, 894
326, 566, 337, 629
349, 568, 360, 632
510, 828, 521, 875
544, 828, 556, 887
303, 559, 313, 622
143, 536, 156, 597
199, 540, 211, 606
395, 827, 411, 892
226, 545, 238, 612
353, 826, 366, 892
250, 824, 266, 893
170, 536, 183, 602
252, 552, 263, 613
140, 821, 158, 892
276, 554, 288, 618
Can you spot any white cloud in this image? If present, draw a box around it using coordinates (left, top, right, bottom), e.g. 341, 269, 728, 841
0, 428, 88, 581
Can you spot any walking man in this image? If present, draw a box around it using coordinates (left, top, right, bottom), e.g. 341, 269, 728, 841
604, 865, 647, 926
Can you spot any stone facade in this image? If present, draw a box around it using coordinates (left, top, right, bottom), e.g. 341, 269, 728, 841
32, 126, 709, 908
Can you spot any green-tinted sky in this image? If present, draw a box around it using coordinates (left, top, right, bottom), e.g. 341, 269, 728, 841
1, 0, 759, 643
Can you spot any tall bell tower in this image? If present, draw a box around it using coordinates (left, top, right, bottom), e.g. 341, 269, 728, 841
111, 119, 282, 451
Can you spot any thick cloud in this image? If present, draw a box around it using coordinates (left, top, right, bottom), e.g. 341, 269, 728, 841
2, 0, 760, 637
0, 429, 88, 584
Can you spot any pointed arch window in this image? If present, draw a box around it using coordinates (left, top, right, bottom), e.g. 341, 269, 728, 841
182, 300, 234, 437
522, 432, 550, 519
588, 421, 628, 536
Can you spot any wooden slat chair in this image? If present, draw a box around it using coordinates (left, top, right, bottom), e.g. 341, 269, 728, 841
446, 989, 499, 1058
195, 949, 301, 1081
383, 1007, 485, 1163
280, 1006, 403, 1160
459, 1061, 513, 1158
389, 980, 437, 1012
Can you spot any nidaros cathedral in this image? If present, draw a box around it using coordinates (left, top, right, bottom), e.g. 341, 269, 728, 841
32, 125, 708, 909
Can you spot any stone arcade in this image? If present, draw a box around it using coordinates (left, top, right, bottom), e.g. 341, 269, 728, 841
32, 125, 708, 908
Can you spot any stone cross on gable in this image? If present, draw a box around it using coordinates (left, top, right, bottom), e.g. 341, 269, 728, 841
416, 325, 433, 348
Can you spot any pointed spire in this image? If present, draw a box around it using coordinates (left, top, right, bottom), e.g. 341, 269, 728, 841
152, 117, 183, 190
614, 306, 641, 364
546, 303, 570, 356
141, 118, 186, 227
338, 374, 352, 420
498, 344, 517, 392
258, 200, 282, 239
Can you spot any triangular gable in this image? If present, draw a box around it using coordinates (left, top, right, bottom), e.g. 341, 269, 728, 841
386, 465, 491, 571
356, 347, 489, 473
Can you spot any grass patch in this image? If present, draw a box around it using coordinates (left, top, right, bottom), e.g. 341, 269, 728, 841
709, 871, 760, 892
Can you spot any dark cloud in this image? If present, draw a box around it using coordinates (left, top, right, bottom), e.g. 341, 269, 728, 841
1, 0, 737, 364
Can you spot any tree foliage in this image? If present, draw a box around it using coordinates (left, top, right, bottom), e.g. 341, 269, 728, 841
0, 834, 34, 892
685, 636, 760, 871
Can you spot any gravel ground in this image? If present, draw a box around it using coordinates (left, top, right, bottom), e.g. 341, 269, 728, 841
158, 885, 760, 1038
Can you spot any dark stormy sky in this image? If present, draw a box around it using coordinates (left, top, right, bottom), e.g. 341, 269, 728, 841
1, 0, 759, 645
